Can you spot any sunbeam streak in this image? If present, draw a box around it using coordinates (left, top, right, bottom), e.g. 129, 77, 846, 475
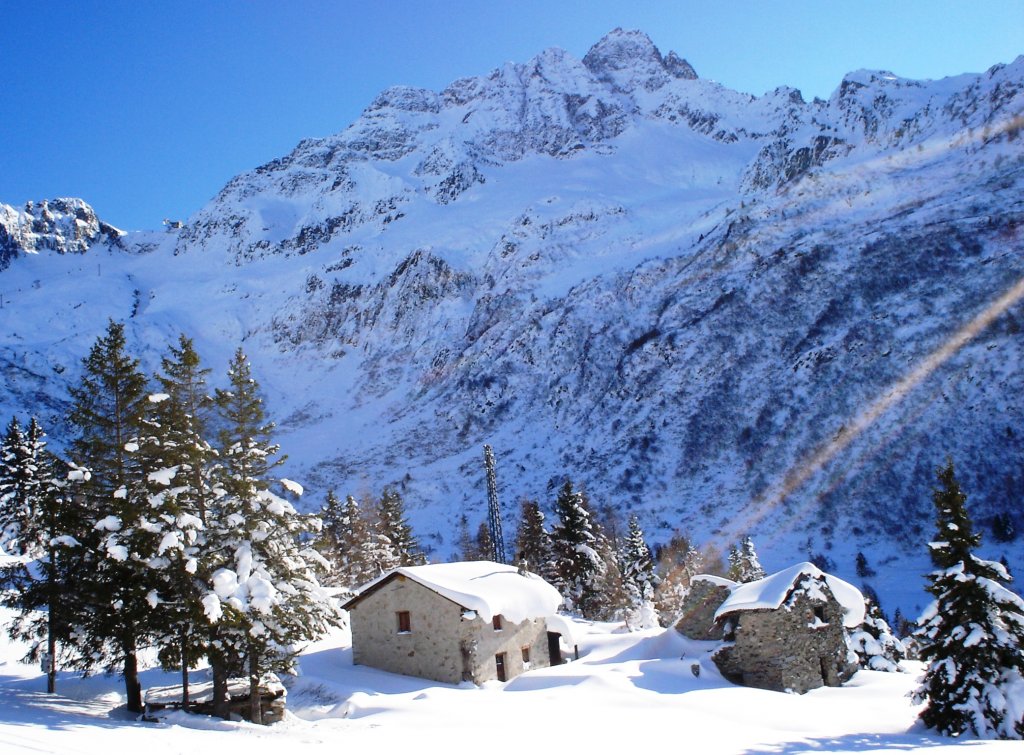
731, 273, 1024, 544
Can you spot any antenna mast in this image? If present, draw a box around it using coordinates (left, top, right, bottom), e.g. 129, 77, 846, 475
483, 444, 506, 563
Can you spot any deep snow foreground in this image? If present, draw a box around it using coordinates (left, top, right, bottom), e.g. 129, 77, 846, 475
0, 606, 1017, 754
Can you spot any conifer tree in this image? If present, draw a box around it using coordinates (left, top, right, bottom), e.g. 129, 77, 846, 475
593, 535, 630, 622
0, 420, 91, 694
456, 512, 476, 562
66, 320, 153, 713
727, 535, 766, 583
620, 515, 657, 609
339, 495, 380, 586
653, 531, 705, 626
992, 512, 1016, 543
137, 335, 218, 706
316, 491, 379, 587
856, 551, 876, 578
513, 499, 557, 581
912, 459, 1024, 739
207, 348, 341, 721
314, 489, 347, 583
550, 480, 605, 618
474, 521, 494, 562
850, 593, 906, 672
0, 417, 50, 556
358, 491, 401, 577
377, 485, 424, 567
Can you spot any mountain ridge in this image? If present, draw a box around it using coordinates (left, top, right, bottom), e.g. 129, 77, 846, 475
2, 29, 1022, 614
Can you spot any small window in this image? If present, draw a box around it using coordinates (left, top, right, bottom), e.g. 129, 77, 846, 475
397, 610, 411, 633
492, 614, 503, 631
521, 646, 531, 664
813, 605, 826, 623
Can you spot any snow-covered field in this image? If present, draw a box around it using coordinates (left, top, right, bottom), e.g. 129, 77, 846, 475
0, 605, 1016, 754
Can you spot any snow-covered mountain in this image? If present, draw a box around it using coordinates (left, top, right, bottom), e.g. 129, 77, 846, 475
2, 29, 1022, 613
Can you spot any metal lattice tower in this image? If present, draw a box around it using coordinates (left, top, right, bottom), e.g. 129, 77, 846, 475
483, 444, 506, 563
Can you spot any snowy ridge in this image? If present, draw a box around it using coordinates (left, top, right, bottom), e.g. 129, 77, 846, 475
1, 31, 1023, 615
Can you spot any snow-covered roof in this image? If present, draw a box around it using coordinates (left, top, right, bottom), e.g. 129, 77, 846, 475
544, 612, 582, 648
345, 561, 563, 624
714, 562, 865, 628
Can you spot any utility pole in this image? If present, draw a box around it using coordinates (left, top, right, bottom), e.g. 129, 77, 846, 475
483, 444, 506, 564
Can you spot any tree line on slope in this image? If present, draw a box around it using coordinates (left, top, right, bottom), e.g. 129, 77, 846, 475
315, 466, 772, 631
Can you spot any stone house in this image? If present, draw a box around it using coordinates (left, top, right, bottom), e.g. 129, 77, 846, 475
673, 574, 734, 641
342, 561, 569, 685
676, 562, 865, 694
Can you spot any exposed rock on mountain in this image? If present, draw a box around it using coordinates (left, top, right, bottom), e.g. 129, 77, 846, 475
0, 198, 123, 270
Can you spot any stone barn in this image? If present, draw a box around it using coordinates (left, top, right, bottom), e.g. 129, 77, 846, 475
677, 562, 865, 694
342, 561, 568, 685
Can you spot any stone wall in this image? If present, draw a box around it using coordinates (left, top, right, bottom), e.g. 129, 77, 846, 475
675, 578, 732, 640
349, 574, 551, 684
459, 611, 551, 684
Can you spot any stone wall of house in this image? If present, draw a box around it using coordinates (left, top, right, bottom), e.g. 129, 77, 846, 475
675, 578, 732, 640
712, 589, 857, 694
350, 575, 467, 684
459, 612, 551, 684
349, 575, 552, 685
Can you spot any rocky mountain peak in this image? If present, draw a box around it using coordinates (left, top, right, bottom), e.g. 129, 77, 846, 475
583, 28, 696, 92
0, 197, 123, 271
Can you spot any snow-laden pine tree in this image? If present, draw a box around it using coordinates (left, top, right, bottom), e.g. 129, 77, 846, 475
850, 594, 907, 672
620, 514, 658, 628
67, 320, 153, 713
514, 499, 557, 582
726, 535, 766, 583
314, 490, 347, 583
339, 495, 382, 587
315, 491, 379, 588
134, 335, 219, 706
0, 419, 91, 693
207, 348, 341, 722
550, 480, 606, 618
0, 417, 50, 556
912, 459, 1024, 739
376, 485, 424, 567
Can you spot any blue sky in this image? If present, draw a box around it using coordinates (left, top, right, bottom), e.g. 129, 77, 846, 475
1, 0, 1020, 230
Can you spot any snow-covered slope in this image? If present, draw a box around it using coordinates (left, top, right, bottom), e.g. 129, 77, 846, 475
2, 29, 1022, 615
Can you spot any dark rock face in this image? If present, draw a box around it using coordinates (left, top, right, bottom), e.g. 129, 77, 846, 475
664, 51, 698, 81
